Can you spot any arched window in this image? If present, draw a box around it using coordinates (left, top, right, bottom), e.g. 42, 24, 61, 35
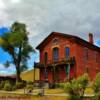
44, 52, 48, 64
53, 47, 59, 62
65, 47, 70, 58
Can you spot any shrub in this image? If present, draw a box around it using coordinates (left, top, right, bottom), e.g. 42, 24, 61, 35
64, 74, 89, 99
55, 83, 66, 88
3, 82, 12, 91
12, 85, 17, 91
77, 73, 89, 89
26, 85, 33, 91
93, 72, 100, 99
55, 83, 61, 88
64, 80, 81, 95
16, 82, 24, 89
5, 80, 10, 84
64, 82, 72, 93
93, 73, 100, 92
27, 81, 33, 85
0, 81, 5, 90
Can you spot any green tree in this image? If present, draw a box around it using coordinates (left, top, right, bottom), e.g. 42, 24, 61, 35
0, 22, 34, 82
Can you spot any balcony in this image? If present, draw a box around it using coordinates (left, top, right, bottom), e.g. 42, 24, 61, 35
35, 57, 75, 68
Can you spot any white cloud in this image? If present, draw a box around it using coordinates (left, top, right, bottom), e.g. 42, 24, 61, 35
0, 63, 16, 75
0, 0, 100, 46
10, 0, 21, 4
0, 0, 5, 9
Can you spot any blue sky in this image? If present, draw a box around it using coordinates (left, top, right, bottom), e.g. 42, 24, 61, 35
96, 41, 100, 46
0, 0, 100, 74
0, 27, 16, 74
0, 27, 11, 63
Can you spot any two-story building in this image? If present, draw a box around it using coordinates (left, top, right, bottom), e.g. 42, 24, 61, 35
35, 32, 100, 83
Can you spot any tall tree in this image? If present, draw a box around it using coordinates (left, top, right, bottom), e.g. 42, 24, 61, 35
0, 22, 34, 82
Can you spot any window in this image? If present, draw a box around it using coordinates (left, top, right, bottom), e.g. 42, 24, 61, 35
44, 52, 48, 64
65, 47, 70, 58
53, 47, 59, 62
95, 52, 98, 62
84, 48, 88, 61
52, 38, 59, 45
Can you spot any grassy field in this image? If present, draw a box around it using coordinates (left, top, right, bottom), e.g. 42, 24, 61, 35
20, 68, 40, 82
0, 93, 69, 100
0, 93, 93, 100
0, 88, 94, 100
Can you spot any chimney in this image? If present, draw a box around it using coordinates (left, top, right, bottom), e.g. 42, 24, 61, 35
89, 33, 93, 44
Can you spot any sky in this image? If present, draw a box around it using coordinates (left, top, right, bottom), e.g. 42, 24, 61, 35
0, 0, 100, 74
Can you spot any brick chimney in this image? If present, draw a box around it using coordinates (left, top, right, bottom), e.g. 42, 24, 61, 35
89, 33, 93, 44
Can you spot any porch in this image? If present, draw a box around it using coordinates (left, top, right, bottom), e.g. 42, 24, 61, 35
34, 57, 76, 83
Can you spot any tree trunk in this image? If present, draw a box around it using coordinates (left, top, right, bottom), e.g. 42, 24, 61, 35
16, 64, 22, 82
16, 45, 22, 82
11, 45, 22, 82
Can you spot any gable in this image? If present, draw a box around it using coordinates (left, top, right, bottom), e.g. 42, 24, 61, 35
36, 32, 74, 50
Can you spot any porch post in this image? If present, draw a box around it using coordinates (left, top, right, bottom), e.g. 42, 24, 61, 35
53, 64, 56, 83
44, 66, 48, 81
68, 64, 70, 80
65, 64, 70, 80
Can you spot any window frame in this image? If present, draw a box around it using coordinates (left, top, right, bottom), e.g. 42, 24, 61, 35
65, 47, 70, 59
52, 47, 59, 62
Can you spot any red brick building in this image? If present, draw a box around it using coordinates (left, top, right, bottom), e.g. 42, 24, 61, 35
35, 32, 100, 83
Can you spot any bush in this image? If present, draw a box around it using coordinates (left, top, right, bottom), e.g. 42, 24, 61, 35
93, 73, 100, 92
26, 85, 33, 91
64, 82, 72, 93
77, 73, 89, 89
12, 85, 17, 91
55, 83, 66, 88
16, 82, 24, 89
55, 83, 60, 88
27, 81, 33, 85
0, 81, 5, 90
3, 82, 12, 91
64, 74, 89, 99
93, 72, 100, 99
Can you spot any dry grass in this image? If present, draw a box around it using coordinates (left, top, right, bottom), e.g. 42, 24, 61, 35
0, 88, 94, 100
20, 69, 40, 82
0, 93, 69, 100
45, 89, 65, 94
11, 88, 65, 94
